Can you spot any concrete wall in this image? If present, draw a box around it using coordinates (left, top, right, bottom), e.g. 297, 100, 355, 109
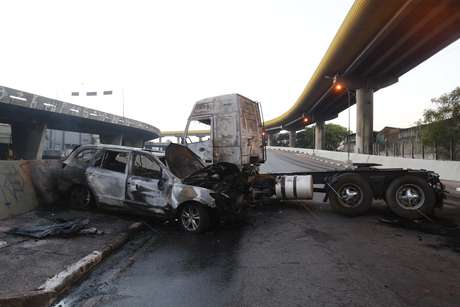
0, 161, 39, 219
269, 146, 460, 182
0, 160, 62, 220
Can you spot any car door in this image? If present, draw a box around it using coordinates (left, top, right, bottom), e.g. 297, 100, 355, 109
125, 152, 169, 215
61, 147, 98, 187
86, 149, 129, 207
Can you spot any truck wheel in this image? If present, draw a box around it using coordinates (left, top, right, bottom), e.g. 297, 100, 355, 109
328, 174, 373, 216
180, 203, 210, 233
385, 175, 435, 219
69, 185, 94, 209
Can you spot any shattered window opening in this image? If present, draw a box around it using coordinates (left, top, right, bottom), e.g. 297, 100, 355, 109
186, 118, 211, 143
132, 153, 162, 179
74, 148, 97, 164
100, 150, 128, 173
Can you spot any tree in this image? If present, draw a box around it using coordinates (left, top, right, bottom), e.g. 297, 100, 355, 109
418, 87, 460, 146
294, 123, 348, 150
296, 126, 314, 148
324, 124, 348, 150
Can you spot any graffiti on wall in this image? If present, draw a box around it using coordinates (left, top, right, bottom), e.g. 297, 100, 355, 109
0, 165, 25, 208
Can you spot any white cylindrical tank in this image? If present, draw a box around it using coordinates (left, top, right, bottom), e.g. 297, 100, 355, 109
275, 175, 313, 200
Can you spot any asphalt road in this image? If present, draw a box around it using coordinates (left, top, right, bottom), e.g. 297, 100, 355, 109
56, 149, 460, 307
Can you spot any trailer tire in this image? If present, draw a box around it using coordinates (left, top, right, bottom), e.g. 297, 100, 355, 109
385, 175, 435, 219
328, 174, 373, 216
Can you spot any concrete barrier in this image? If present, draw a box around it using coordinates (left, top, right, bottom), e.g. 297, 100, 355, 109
0, 160, 62, 220
0, 161, 39, 220
268, 146, 460, 181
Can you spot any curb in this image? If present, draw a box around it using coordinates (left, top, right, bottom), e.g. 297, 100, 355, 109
0, 221, 144, 307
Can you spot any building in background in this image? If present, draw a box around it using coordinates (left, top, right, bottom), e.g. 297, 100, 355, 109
340, 120, 458, 161
0, 124, 98, 159
43, 129, 99, 159
0, 124, 11, 159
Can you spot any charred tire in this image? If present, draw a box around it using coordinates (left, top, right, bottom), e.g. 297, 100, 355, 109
328, 174, 373, 216
179, 203, 210, 233
385, 175, 435, 219
69, 185, 94, 209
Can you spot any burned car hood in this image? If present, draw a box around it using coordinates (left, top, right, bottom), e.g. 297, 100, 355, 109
165, 143, 206, 179
166, 143, 248, 213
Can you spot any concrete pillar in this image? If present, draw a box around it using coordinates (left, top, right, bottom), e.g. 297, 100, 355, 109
61, 130, 65, 151
159, 137, 162, 143
355, 88, 373, 154
100, 134, 123, 145
176, 136, 181, 144
289, 130, 296, 148
267, 134, 272, 146
198, 136, 203, 142
11, 122, 47, 160
315, 121, 325, 150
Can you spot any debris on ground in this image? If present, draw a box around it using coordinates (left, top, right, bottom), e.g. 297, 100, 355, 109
79, 227, 104, 235
379, 217, 425, 225
378, 214, 460, 253
0, 240, 8, 249
7, 218, 103, 239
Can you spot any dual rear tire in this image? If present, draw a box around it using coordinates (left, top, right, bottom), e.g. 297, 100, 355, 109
385, 175, 435, 219
328, 174, 435, 219
328, 174, 373, 216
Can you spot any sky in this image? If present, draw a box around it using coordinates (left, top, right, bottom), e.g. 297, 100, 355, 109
1, 0, 459, 132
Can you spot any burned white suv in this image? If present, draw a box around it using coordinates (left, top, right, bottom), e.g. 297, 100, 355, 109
59, 143, 246, 233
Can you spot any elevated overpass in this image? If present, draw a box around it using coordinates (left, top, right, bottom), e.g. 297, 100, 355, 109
265, 0, 460, 153
0, 86, 160, 159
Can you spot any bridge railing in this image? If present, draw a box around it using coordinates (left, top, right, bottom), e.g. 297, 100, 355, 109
0, 86, 158, 133
268, 146, 460, 182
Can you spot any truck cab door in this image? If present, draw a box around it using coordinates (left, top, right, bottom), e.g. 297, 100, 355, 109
125, 152, 169, 215
184, 117, 213, 164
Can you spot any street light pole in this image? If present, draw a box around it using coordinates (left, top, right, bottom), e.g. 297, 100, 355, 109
122, 88, 125, 119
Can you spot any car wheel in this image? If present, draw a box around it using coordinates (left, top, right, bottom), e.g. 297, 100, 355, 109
69, 185, 94, 209
180, 203, 210, 233
385, 175, 435, 219
328, 174, 373, 216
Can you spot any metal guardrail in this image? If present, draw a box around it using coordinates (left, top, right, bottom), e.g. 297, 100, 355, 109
0, 86, 160, 135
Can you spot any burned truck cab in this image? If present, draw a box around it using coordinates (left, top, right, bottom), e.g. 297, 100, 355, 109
183, 94, 265, 171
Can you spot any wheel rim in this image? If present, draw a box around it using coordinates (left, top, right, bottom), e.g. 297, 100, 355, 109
395, 184, 425, 210
71, 186, 91, 208
337, 183, 363, 208
181, 206, 201, 231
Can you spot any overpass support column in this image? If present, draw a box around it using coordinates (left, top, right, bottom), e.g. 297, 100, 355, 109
100, 134, 123, 145
315, 121, 325, 150
356, 88, 374, 154
266, 134, 272, 146
289, 130, 296, 148
11, 122, 47, 160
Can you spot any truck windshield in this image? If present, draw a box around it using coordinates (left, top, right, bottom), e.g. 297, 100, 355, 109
185, 119, 211, 144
